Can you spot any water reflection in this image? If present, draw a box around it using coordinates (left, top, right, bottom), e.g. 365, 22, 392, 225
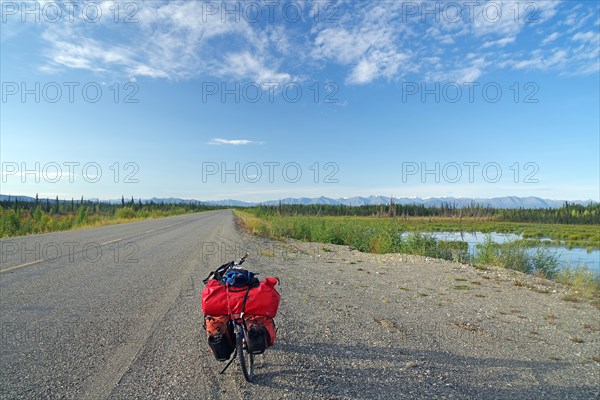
407, 231, 600, 273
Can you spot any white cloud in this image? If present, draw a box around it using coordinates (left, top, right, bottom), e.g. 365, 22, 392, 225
512, 49, 568, 71
15, 0, 598, 83
218, 52, 292, 83
439, 35, 455, 45
309, 0, 580, 84
459, 66, 482, 82
347, 59, 378, 85
425, 55, 488, 83
311, 4, 411, 85
125, 65, 169, 79
572, 31, 598, 43
563, 7, 595, 32
208, 138, 262, 145
548, 49, 568, 66
482, 36, 516, 49
37, 1, 292, 82
541, 32, 560, 45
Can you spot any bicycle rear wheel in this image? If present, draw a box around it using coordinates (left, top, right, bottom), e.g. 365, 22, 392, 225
236, 327, 254, 382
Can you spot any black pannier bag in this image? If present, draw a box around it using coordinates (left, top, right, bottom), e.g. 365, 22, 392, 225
205, 315, 234, 361
208, 333, 234, 361
245, 315, 275, 354
246, 327, 268, 354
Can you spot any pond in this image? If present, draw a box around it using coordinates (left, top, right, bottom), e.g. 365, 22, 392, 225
412, 231, 600, 273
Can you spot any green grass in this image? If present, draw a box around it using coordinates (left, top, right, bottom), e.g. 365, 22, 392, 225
0, 205, 210, 238
555, 266, 600, 299
236, 211, 600, 300
237, 211, 477, 260
239, 211, 599, 249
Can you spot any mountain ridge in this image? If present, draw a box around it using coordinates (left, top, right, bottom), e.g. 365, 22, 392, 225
1, 194, 597, 209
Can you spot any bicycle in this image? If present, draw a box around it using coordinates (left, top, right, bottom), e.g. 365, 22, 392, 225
202, 253, 279, 382
206, 253, 255, 382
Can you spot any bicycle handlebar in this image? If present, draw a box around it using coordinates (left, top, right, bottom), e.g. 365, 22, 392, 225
235, 253, 249, 266
202, 253, 250, 285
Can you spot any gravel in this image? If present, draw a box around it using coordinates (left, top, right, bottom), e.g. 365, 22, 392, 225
232, 230, 600, 399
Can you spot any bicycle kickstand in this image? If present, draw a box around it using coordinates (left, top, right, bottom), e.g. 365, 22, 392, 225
219, 349, 237, 375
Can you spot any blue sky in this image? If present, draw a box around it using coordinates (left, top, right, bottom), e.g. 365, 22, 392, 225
1, 0, 599, 202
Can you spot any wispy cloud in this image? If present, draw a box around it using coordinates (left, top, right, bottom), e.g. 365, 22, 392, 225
36, 0, 293, 83
481, 36, 516, 49
311, 4, 412, 85
218, 51, 292, 83
541, 32, 560, 45
208, 138, 262, 145
13, 0, 599, 83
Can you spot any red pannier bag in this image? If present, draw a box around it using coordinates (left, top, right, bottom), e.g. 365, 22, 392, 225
245, 315, 276, 347
204, 315, 234, 361
204, 315, 230, 336
202, 277, 280, 318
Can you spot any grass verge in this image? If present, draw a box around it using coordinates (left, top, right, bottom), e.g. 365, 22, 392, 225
1, 206, 216, 238
235, 210, 600, 301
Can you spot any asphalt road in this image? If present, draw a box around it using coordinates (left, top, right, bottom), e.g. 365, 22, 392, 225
0, 210, 258, 399
1, 210, 598, 399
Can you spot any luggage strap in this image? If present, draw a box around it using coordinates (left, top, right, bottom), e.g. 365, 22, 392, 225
224, 281, 258, 317
241, 284, 254, 315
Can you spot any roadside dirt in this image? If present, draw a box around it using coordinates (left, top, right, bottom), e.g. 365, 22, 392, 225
234, 230, 600, 399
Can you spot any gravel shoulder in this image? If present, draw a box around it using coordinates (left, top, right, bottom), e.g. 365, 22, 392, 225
232, 226, 600, 399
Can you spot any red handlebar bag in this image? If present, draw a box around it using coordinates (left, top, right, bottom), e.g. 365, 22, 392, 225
202, 277, 280, 318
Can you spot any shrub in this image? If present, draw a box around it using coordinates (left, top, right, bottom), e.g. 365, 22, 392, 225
555, 267, 600, 298
115, 207, 136, 219
401, 232, 438, 257
531, 246, 559, 279
497, 240, 532, 274
33, 206, 43, 222
474, 234, 500, 266
0, 210, 20, 237
76, 206, 88, 224
437, 240, 470, 263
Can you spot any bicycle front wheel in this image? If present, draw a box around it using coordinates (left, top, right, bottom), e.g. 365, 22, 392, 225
236, 328, 254, 382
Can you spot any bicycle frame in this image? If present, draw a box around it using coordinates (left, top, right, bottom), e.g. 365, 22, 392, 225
218, 315, 254, 381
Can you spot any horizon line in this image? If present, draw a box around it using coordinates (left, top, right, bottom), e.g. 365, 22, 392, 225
1, 193, 598, 204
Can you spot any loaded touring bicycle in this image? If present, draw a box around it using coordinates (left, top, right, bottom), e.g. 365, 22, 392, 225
201, 254, 280, 382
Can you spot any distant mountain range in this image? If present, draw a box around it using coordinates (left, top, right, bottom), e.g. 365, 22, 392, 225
205, 196, 597, 208
1, 194, 597, 209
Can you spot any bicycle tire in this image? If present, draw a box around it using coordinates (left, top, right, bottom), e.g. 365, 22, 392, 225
236, 327, 254, 382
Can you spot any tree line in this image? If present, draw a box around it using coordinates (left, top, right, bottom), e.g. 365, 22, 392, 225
248, 201, 600, 225
0, 195, 225, 237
